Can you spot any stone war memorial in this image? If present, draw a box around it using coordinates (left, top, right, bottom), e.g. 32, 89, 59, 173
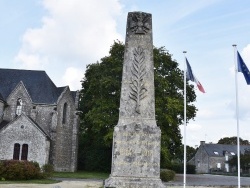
104, 11, 166, 188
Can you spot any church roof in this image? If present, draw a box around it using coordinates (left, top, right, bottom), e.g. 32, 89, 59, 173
0, 120, 9, 130
0, 68, 74, 104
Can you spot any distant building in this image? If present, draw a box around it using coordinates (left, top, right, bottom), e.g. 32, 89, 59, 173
189, 141, 250, 173
0, 68, 79, 172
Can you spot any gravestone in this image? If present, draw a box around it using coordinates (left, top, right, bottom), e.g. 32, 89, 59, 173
104, 11, 166, 188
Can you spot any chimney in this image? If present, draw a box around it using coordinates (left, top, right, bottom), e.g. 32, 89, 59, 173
200, 141, 205, 146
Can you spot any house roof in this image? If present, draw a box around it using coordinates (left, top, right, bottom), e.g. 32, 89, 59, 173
202, 143, 250, 157
0, 68, 76, 104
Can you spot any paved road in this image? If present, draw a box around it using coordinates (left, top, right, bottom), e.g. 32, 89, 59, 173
166, 174, 250, 186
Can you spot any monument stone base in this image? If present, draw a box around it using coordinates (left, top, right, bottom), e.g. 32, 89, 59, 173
104, 122, 166, 188
105, 176, 166, 188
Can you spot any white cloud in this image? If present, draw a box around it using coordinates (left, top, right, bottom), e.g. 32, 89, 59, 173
62, 67, 84, 91
196, 108, 214, 119
187, 123, 202, 131
15, 0, 123, 89
242, 44, 250, 64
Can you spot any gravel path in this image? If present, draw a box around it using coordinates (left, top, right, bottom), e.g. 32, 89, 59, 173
1, 174, 250, 188
0, 180, 103, 188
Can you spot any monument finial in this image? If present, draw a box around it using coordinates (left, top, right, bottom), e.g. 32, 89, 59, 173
128, 12, 152, 35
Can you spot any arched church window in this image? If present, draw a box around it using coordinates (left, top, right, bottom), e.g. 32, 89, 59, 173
62, 103, 67, 124
16, 98, 23, 116
21, 144, 28, 160
13, 143, 20, 160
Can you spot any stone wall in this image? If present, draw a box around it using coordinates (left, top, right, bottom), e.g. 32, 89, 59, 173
0, 83, 79, 172
193, 145, 210, 173
0, 115, 50, 166
52, 88, 78, 172
209, 156, 227, 171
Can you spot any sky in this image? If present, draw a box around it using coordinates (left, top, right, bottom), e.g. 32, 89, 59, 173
1, 0, 250, 147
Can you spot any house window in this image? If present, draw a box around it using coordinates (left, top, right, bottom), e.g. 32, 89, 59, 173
62, 103, 67, 124
225, 155, 229, 161
16, 98, 23, 116
21, 144, 28, 160
217, 163, 221, 169
214, 151, 219, 155
13, 143, 20, 160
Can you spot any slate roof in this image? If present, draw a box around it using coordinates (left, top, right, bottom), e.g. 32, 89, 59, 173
0, 93, 4, 102
203, 143, 250, 157
0, 68, 73, 104
0, 120, 9, 130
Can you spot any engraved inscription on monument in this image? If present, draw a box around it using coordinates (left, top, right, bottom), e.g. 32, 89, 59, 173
104, 11, 166, 188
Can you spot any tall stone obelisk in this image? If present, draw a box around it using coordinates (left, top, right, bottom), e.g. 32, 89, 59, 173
105, 11, 166, 188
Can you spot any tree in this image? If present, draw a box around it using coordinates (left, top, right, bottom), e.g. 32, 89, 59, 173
229, 151, 250, 173
175, 145, 197, 163
217, 137, 250, 145
78, 41, 197, 171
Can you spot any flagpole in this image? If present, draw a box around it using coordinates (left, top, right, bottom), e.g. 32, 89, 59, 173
233, 44, 240, 188
183, 51, 187, 188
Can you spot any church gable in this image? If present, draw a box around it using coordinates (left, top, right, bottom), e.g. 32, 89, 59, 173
0, 114, 50, 167
57, 87, 75, 125
4, 81, 32, 121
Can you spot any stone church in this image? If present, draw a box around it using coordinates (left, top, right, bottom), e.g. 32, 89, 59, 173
0, 68, 79, 172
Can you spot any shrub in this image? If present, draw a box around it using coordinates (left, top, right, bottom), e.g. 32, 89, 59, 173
160, 169, 175, 182
187, 164, 196, 174
169, 163, 196, 174
41, 164, 54, 178
0, 160, 42, 180
0, 161, 4, 180
171, 163, 183, 173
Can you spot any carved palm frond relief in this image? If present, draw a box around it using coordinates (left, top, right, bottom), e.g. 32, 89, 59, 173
129, 47, 147, 114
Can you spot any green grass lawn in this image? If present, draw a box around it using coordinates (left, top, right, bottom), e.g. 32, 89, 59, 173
0, 171, 109, 184
53, 171, 109, 179
0, 179, 60, 184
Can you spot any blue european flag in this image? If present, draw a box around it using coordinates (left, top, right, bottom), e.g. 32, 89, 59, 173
237, 51, 250, 85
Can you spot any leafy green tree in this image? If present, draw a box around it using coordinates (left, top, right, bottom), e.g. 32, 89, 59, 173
78, 41, 197, 171
175, 145, 197, 163
218, 137, 250, 145
228, 151, 250, 173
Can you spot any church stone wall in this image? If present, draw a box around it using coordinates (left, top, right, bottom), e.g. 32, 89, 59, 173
52, 88, 78, 172
35, 105, 55, 134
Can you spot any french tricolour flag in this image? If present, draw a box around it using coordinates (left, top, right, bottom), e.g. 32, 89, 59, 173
186, 58, 205, 93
